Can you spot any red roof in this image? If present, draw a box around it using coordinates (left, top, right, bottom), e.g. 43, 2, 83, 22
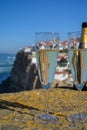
47, 41, 53, 46
58, 55, 65, 59
55, 70, 66, 74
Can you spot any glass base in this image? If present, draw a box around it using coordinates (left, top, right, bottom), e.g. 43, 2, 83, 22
67, 113, 87, 122
34, 113, 59, 124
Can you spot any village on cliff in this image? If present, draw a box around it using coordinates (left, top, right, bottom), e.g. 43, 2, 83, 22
19, 37, 79, 87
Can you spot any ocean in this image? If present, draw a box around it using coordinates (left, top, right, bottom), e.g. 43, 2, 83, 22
0, 53, 16, 83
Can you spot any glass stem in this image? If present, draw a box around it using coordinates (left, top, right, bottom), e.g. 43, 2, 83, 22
78, 89, 81, 118
45, 90, 49, 115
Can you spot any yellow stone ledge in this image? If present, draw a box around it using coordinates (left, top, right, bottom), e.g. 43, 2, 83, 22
0, 88, 87, 130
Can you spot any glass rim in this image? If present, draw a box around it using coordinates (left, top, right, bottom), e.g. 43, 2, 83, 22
67, 31, 81, 35
35, 32, 59, 35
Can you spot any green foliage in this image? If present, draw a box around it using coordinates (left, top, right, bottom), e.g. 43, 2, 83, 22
59, 58, 67, 67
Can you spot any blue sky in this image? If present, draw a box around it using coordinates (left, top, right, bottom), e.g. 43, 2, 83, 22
0, 0, 87, 53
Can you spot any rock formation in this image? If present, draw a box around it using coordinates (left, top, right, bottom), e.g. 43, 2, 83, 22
0, 47, 41, 93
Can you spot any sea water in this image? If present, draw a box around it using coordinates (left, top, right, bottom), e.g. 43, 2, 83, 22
0, 53, 15, 83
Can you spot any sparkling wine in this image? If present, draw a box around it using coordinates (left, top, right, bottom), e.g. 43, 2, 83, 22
68, 49, 87, 89
34, 32, 59, 124
36, 49, 59, 89
79, 22, 87, 89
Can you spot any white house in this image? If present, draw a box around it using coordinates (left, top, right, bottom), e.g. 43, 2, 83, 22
54, 71, 68, 81
32, 57, 36, 64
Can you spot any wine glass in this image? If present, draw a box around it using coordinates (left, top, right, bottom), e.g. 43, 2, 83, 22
67, 32, 87, 123
34, 32, 59, 124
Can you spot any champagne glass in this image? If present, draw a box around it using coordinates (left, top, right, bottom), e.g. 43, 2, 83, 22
67, 32, 87, 122
34, 32, 59, 124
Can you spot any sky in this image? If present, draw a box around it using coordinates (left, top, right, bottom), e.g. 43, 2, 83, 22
0, 0, 87, 54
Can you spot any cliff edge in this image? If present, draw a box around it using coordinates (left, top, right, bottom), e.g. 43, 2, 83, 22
0, 47, 41, 93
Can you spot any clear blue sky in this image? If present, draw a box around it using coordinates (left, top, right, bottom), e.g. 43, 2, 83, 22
0, 0, 87, 53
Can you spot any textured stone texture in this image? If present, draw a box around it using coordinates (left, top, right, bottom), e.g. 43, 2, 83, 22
0, 88, 87, 130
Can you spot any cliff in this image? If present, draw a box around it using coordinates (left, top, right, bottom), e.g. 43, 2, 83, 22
0, 47, 41, 93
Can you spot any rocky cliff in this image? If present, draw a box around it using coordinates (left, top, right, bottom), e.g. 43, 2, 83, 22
0, 47, 41, 93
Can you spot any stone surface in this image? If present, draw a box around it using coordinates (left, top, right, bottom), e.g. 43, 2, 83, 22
0, 88, 87, 130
